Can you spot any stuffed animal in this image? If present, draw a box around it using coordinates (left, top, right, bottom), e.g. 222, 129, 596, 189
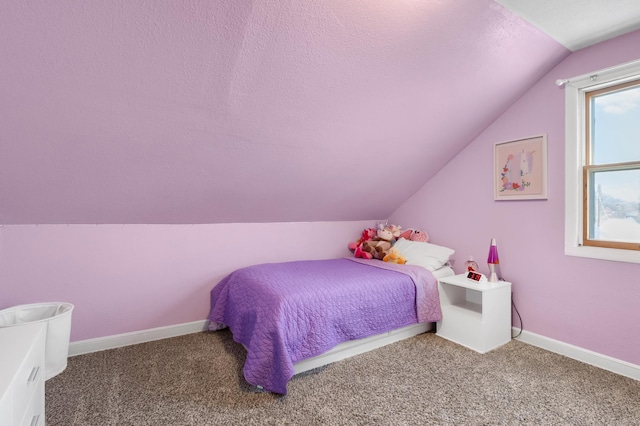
353, 245, 373, 259
383, 248, 406, 264
388, 224, 403, 239
398, 228, 429, 243
348, 227, 376, 259
362, 225, 396, 260
410, 229, 429, 243
397, 229, 413, 240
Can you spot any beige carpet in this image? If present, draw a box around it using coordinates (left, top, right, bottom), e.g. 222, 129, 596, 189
46, 330, 640, 425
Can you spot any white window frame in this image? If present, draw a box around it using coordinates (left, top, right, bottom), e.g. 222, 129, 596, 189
563, 58, 640, 264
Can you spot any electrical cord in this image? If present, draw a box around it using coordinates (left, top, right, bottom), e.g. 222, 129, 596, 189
500, 277, 523, 339
511, 299, 523, 339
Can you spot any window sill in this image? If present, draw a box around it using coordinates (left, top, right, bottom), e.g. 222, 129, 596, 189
565, 245, 640, 264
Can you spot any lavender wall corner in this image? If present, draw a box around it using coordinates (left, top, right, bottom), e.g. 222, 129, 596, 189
390, 29, 640, 367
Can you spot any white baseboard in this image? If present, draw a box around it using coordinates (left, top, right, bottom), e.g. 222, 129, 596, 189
70, 322, 639, 383
68, 320, 209, 356
514, 328, 640, 381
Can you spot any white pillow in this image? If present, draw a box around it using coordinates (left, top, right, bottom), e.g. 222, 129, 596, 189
392, 238, 455, 271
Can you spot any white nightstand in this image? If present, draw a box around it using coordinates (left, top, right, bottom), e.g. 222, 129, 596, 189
436, 274, 512, 353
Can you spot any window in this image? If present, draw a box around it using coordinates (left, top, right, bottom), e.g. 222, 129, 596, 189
584, 81, 640, 250
563, 59, 640, 264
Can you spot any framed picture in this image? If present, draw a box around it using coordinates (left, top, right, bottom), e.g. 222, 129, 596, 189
494, 135, 547, 200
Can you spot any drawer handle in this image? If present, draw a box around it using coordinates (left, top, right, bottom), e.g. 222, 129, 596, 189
27, 366, 40, 383
30, 414, 41, 426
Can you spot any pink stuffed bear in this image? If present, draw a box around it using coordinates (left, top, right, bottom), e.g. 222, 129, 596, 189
398, 228, 430, 243
410, 229, 429, 242
348, 227, 376, 259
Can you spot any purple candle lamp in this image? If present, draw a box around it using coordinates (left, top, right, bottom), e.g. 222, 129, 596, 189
487, 238, 499, 283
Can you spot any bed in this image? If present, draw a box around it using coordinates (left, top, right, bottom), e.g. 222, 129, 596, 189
207, 240, 455, 394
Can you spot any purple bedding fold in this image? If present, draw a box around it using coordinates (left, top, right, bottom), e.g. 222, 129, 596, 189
207, 258, 441, 394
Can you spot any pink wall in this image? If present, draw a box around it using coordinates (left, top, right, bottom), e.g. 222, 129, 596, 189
0, 221, 374, 341
390, 30, 640, 366
1, 2, 636, 368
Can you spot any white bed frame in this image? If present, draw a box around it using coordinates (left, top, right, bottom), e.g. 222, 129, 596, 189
293, 322, 432, 374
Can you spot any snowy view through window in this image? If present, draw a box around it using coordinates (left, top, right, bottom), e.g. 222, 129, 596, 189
595, 192, 640, 244
591, 84, 640, 245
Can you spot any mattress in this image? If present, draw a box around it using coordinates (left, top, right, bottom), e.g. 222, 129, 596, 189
208, 258, 445, 394
292, 263, 455, 375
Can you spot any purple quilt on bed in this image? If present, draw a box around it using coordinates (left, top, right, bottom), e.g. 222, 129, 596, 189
207, 258, 441, 394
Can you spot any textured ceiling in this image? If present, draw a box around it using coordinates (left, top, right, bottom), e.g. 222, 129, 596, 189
496, 0, 640, 51
0, 0, 571, 224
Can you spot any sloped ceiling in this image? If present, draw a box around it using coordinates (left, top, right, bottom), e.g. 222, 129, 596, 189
0, 0, 604, 224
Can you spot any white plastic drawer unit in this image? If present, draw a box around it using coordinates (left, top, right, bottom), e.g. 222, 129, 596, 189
0, 322, 46, 426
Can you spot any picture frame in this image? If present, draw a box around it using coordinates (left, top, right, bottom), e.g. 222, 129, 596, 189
494, 134, 547, 200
